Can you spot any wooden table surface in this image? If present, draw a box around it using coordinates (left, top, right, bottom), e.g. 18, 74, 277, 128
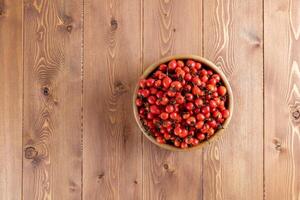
1, 0, 299, 199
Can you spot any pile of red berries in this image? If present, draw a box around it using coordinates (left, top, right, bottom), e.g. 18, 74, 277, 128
135, 59, 230, 149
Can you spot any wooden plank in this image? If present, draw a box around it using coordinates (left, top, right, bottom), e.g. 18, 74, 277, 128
83, 0, 142, 199
23, 0, 82, 199
0, 0, 23, 199
203, 0, 263, 199
143, 1, 203, 199
265, 0, 300, 199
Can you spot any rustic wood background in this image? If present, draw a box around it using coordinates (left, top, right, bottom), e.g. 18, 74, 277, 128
0, 0, 299, 199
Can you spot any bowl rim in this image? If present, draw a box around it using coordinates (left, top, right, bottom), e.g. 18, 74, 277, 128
133, 54, 234, 151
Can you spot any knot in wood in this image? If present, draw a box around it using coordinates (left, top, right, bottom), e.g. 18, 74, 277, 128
25, 147, 38, 159
63, 15, 73, 24
163, 163, 169, 170
292, 110, 300, 120
275, 143, 281, 151
0, 5, 5, 16
66, 25, 73, 33
42, 87, 50, 96
61, 15, 73, 33
97, 173, 105, 179
272, 139, 282, 152
110, 18, 118, 30
114, 81, 128, 96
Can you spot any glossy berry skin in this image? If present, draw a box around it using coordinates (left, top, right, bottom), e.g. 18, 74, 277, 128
154, 80, 162, 87
186, 116, 196, 126
192, 138, 199, 145
139, 79, 147, 88
201, 106, 210, 114
192, 77, 201, 86
213, 110, 222, 119
196, 113, 205, 121
186, 60, 196, 68
209, 100, 217, 108
156, 91, 164, 98
165, 105, 175, 113
177, 60, 185, 67
156, 136, 165, 144
179, 129, 188, 138
201, 75, 208, 83
159, 64, 167, 71
204, 112, 211, 119
212, 74, 221, 82
136, 58, 230, 149
192, 86, 202, 96
176, 69, 185, 78
164, 133, 171, 140
162, 120, 172, 128
168, 60, 177, 70
207, 128, 215, 136
185, 102, 195, 111
150, 87, 158, 94
201, 124, 210, 133
170, 112, 178, 120
212, 92, 219, 98
154, 71, 164, 79
160, 97, 169, 105
174, 104, 180, 112
184, 84, 192, 92
184, 73, 192, 81
195, 121, 204, 129
185, 93, 194, 101
185, 137, 193, 144
146, 78, 155, 87
171, 81, 182, 90
141, 89, 150, 98
148, 96, 156, 104
162, 77, 172, 88
195, 62, 202, 70
188, 129, 195, 136
194, 108, 201, 114
207, 84, 216, 92
167, 90, 176, 97
136, 99, 143, 107
160, 112, 169, 120
221, 109, 230, 119
180, 142, 188, 149
208, 119, 217, 128
174, 127, 182, 136
208, 78, 217, 85
182, 113, 190, 120
150, 105, 160, 115
195, 98, 203, 107
174, 139, 181, 147
217, 86, 227, 96
197, 133, 205, 141
175, 94, 185, 104
147, 113, 154, 120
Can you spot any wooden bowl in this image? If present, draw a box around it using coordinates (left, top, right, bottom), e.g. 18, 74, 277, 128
133, 55, 233, 151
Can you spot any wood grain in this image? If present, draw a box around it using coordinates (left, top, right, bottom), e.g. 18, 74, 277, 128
0, 0, 23, 199
83, 0, 142, 199
1, 0, 299, 199
23, 0, 83, 199
143, 0, 203, 199
265, 0, 300, 199
203, 0, 263, 199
